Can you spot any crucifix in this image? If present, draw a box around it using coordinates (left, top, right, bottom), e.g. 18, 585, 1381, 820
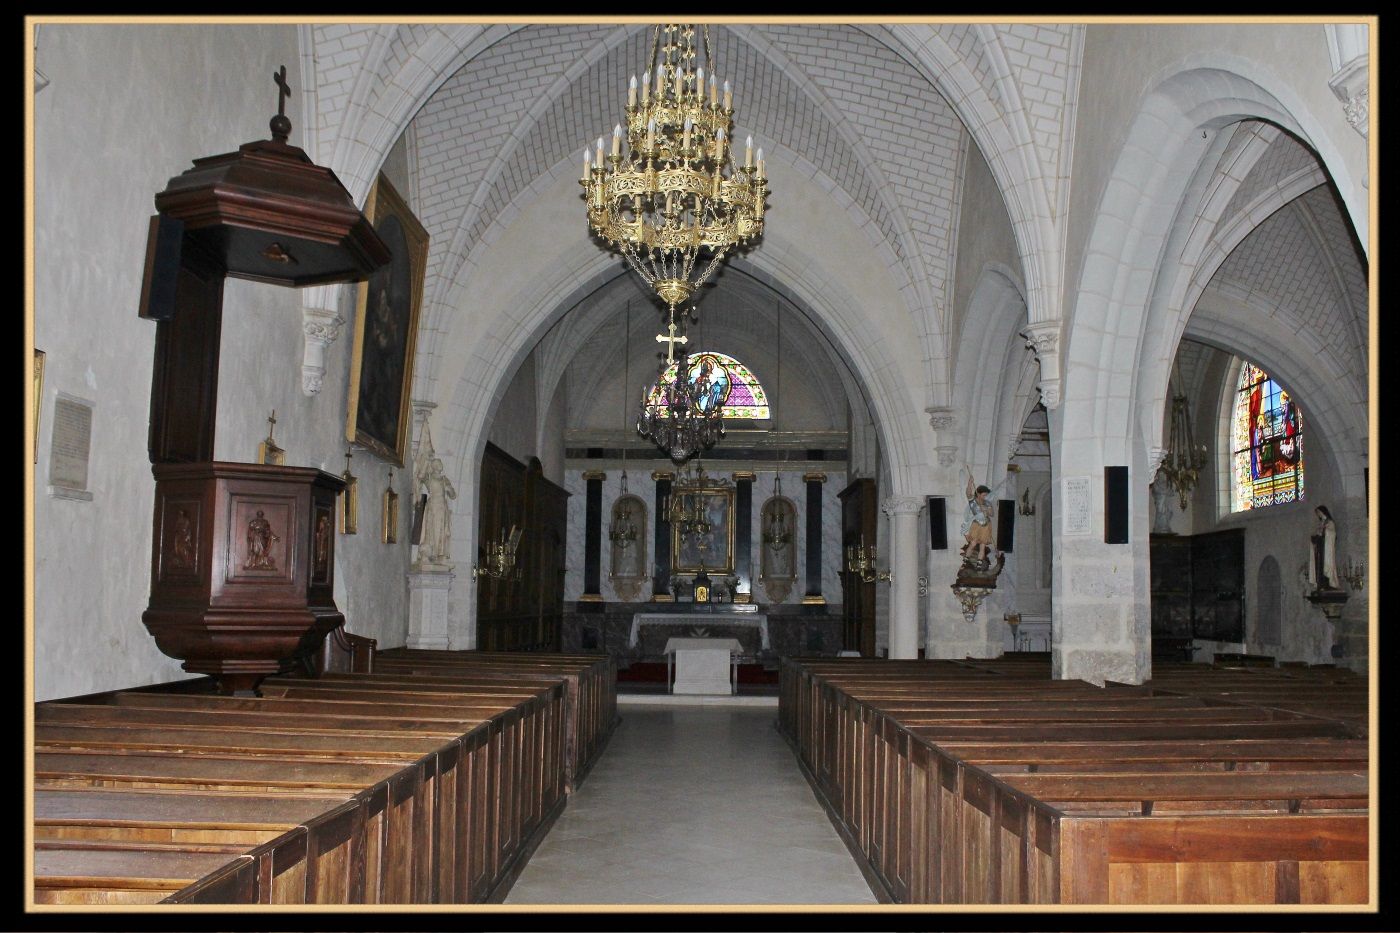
655, 308, 688, 364
270, 65, 292, 143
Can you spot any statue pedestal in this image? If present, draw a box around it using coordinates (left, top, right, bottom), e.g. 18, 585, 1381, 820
407, 567, 454, 650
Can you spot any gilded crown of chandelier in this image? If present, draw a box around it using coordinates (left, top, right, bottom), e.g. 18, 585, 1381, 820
582, 24, 768, 312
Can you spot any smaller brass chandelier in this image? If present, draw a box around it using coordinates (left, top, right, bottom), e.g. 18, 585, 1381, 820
637, 343, 726, 461
473, 525, 522, 580
845, 540, 890, 584
762, 474, 791, 551
608, 469, 638, 549
1160, 393, 1207, 510
582, 24, 767, 313
664, 461, 725, 544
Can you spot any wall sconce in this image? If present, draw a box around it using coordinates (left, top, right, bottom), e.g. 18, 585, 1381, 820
845, 541, 890, 584
474, 525, 522, 580
1340, 558, 1365, 591
1018, 487, 1035, 516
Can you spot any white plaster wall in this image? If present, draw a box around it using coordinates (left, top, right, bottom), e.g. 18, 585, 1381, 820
486, 349, 538, 466
33, 26, 256, 698
1066, 23, 1368, 317
950, 144, 1022, 367
31, 25, 415, 700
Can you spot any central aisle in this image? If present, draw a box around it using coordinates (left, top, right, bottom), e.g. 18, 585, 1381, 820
505, 705, 878, 905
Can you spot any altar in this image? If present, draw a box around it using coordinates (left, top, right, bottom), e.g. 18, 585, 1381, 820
630, 612, 770, 653
664, 637, 744, 695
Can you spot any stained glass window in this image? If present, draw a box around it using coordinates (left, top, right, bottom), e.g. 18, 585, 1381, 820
1231, 360, 1303, 511
645, 351, 770, 419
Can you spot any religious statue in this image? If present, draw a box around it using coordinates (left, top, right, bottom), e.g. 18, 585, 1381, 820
959, 466, 998, 568
1307, 505, 1338, 592
414, 422, 456, 567
245, 509, 279, 570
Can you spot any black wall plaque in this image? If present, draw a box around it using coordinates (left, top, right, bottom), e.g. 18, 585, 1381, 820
927, 496, 947, 550
1104, 466, 1129, 544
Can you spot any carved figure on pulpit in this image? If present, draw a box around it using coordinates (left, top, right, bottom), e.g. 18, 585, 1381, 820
245, 510, 279, 570
1307, 505, 1338, 591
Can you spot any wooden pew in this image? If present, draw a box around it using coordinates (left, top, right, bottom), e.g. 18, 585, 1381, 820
32, 668, 568, 905
777, 656, 1370, 905
371, 648, 619, 792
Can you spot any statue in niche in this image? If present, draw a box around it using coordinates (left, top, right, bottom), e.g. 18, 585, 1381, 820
413, 423, 456, 568
245, 510, 279, 571
1307, 505, 1339, 592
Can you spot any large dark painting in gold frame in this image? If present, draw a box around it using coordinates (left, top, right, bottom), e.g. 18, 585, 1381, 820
346, 174, 428, 466
671, 486, 736, 575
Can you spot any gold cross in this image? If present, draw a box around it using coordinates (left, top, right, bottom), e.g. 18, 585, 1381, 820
267, 410, 277, 439
655, 315, 688, 364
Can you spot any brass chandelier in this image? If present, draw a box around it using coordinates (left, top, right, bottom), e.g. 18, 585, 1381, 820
582, 23, 768, 314
1160, 393, 1208, 510
637, 351, 726, 462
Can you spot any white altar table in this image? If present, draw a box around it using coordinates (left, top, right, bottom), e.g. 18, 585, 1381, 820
630, 613, 770, 651
664, 637, 744, 695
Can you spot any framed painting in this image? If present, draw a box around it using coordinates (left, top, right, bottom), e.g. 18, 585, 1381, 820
346, 173, 429, 466
671, 486, 736, 575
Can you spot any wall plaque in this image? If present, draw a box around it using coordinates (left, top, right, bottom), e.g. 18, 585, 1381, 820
1063, 475, 1092, 536
48, 394, 94, 501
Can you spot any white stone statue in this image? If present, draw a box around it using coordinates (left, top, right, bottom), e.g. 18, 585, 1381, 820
414, 423, 456, 568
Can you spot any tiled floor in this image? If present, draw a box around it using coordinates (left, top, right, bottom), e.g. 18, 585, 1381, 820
504, 705, 877, 905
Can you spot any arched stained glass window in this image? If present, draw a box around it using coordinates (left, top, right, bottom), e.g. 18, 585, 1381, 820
645, 351, 770, 419
1231, 360, 1303, 511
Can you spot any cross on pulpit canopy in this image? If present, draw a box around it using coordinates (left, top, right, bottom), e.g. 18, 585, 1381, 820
270, 65, 292, 143
656, 314, 689, 364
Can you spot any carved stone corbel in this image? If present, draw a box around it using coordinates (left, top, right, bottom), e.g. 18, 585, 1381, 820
1329, 57, 1369, 139
925, 406, 957, 433
1020, 321, 1062, 410
1147, 445, 1169, 477
300, 285, 345, 396
936, 446, 959, 468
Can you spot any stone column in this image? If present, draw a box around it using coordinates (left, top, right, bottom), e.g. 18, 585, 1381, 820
407, 568, 454, 649
802, 473, 827, 610
581, 470, 605, 603
652, 470, 674, 601
882, 496, 924, 659
731, 472, 755, 602
1048, 398, 1151, 686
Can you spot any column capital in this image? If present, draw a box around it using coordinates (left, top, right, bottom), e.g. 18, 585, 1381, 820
730, 471, 756, 482
582, 470, 607, 482
881, 495, 925, 517
651, 470, 674, 481
802, 472, 827, 484
1021, 321, 1063, 410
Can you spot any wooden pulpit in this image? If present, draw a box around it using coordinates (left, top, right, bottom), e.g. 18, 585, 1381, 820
139, 69, 389, 693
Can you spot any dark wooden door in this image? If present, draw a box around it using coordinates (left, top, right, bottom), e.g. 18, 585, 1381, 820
1149, 534, 1193, 640
1191, 528, 1245, 642
838, 478, 877, 657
